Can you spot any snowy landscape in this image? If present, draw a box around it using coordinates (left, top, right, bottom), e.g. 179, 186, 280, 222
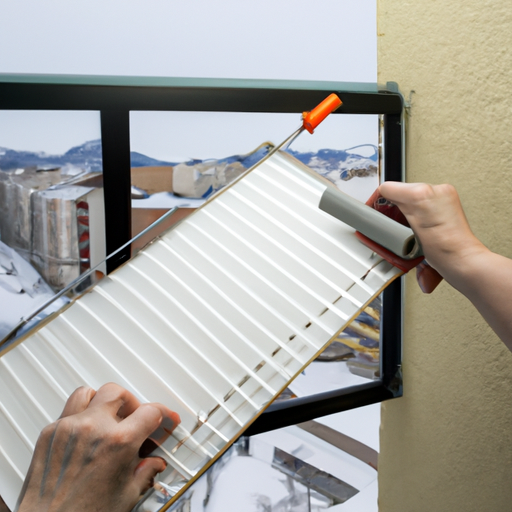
0, 139, 379, 205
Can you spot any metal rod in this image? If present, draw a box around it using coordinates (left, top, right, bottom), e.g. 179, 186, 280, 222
0, 206, 179, 348
1, 126, 304, 350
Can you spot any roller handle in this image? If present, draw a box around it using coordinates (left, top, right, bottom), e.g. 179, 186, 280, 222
362, 189, 443, 292
302, 93, 342, 134
319, 186, 423, 260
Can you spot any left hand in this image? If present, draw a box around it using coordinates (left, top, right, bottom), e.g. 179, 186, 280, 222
16, 383, 180, 512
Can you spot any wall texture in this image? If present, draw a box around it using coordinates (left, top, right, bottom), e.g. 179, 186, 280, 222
378, 1, 512, 511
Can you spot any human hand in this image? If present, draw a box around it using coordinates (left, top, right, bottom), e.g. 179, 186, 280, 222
378, 182, 487, 285
16, 383, 180, 512
0, 496, 10, 512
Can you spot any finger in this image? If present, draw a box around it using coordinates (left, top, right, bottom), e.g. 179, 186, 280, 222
416, 262, 444, 294
146, 406, 180, 446
59, 386, 96, 418
379, 181, 424, 206
121, 403, 180, 439
87, 382, 141, 419
133, 457, 167, 495
118, 403, 168, 449
137, 405, 180, 458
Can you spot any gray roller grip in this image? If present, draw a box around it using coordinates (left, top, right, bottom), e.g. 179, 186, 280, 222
319, 187, 423, 259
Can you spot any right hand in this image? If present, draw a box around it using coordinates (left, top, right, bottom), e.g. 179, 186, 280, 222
378, 182, 487, 282
379, 182, 512, 352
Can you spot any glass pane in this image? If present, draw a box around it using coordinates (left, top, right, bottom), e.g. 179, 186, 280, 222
136, 409, 378, 512
129, 110, 381, 395
0, 135, 395, 511
0, 110, 105, 341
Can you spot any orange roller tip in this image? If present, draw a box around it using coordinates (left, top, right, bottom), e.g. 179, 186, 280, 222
302, 93, 342, 134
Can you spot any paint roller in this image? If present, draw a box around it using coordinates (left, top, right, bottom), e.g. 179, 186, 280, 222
278, 92, 425, 272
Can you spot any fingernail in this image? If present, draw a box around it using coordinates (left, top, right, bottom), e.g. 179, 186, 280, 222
144, 404, 163, 424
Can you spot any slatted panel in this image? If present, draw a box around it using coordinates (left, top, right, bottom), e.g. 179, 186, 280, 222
0, 151, 401, 509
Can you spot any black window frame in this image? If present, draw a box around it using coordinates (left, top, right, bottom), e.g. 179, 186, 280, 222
0, 75, 404, 434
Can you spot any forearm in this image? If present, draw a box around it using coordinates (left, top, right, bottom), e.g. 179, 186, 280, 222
377, 181, 512, 352
443, 248, 512, 353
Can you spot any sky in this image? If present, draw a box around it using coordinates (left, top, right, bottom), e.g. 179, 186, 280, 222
0, 3, 380, 489
130, 111, 379, 162
0, 0, 376, 80
0, 110, 102, 154
0, 0, 377, 158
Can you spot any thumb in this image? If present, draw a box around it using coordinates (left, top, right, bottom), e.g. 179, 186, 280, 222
378, 181, 426, 209
133, 457, 167, 495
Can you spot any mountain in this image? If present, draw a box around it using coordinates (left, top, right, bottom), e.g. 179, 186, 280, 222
130, 152, 176, 167
0, 140, 378, 187
0, 140, 103, 173
286, 146, 378, 182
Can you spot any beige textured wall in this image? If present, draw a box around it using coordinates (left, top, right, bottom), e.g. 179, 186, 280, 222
378, 1, 512, 511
